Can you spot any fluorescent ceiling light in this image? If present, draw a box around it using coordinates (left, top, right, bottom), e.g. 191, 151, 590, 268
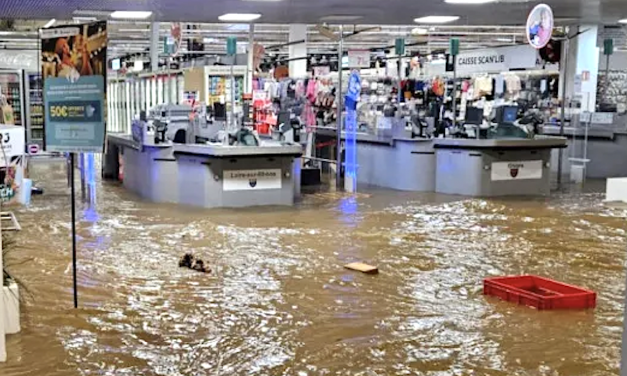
445, 0, 496, 3
620, 19, 627, 24
495, 37, 512, 42
73, 16, 98, 22
414, 16, 460, 24
110, 11, 153, 19
320, 15, 363, 22
227, 24, 251, 31
412, 27, 429, 35
43, 19, 56, 28
218, 13, 261, 22
73, 9, 112, 17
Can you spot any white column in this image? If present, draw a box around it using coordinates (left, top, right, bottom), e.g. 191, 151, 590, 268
150, 22, 160, 72
561, 25, 599, 112
245, 24, 255, 94
289, 24, 308, 77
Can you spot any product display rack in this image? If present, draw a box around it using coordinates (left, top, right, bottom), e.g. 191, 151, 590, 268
25, 73, 44, 146
0, 70, 25, 128
107, 70, 185, 133
203, 66, 247, 125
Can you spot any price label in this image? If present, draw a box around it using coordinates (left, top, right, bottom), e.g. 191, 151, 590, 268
50, 105, 68, 118
48, 101, 102, 122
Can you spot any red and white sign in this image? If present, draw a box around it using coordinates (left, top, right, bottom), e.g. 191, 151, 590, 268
27, 144, 39, 154
491, 160, 543, 181
347, 50, 371, 69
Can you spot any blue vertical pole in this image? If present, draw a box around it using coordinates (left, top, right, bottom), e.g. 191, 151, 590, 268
344, 70, 361, 193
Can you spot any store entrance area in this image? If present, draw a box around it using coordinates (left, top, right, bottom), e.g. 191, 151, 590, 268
0, 161, 624, 376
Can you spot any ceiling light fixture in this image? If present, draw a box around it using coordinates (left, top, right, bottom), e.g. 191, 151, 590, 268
218, 13, 262, 22
110, 11, 153, 20
495, 37, 512, 42
43, 19, 56, 28
320, 15, 363, 22
445, 0, 496, 3
414, 16, 460, 24
73, 16, 98, 22
619, 19, 627, 24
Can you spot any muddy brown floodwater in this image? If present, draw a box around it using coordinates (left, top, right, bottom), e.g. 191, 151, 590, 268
0, 160, 626, 376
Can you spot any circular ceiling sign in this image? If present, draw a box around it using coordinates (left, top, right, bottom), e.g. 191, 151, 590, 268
526, 4, 554, 49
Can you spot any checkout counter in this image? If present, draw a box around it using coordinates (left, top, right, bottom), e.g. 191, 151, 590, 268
433, 138, 566, 196
311, 104, 567, 197
104, 103, 303, 209
543, 113, 627, 179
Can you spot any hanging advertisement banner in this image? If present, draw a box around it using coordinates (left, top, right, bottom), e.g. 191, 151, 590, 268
455, 45, 538, 74
40, 21, 107, 153
526, 4, 554, 49
347, 50, 370, 68
0, 125, 25, 205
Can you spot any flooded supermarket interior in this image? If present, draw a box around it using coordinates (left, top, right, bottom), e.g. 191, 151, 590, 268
0, 159, 624, 376
3, 0, 627, 374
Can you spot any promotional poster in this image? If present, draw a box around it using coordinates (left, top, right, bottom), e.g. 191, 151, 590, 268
40, 21, 107, 152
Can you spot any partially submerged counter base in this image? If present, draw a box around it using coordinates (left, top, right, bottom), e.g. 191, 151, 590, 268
105, 134, 303, 208
174, 144, 302, 208
434, 138, 567, 197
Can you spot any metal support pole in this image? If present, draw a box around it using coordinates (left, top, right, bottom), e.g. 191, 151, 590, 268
605, 53, 611, 97
557, 37, 569, 188
246, 24, 255, 95
621, 265, 627, 376
70, 153, 78, 309
230, 61, 235, 130
335, 25, 344, 188
452, 63, 457, 127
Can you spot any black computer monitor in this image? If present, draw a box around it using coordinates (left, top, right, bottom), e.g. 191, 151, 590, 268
277, 111, 291, 128
599, 103, 618, 113
496, 105, 518, 125
465, 107, 483, 125
214, 103, 226, 120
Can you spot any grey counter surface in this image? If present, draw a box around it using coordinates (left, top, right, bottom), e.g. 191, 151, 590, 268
542, 125, 616, 139
108, 133, 173, 150
108, 133, 303, 157
312, 126, 432, 146
173, 143, 302, 157
433, 137, 567, 149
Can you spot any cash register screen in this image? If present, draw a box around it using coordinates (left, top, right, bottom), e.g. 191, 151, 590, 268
498, 106, 518, 124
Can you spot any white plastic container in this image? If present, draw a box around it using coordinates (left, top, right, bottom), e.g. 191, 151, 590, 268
2, 281, 19, 334
606, 178, 627, 203
19, 178, 32, 206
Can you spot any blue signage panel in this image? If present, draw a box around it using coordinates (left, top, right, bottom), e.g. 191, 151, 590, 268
40, 21, 107, 153
44, 76, 106, 152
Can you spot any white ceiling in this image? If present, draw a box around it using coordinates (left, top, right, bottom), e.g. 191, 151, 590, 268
0, 0, 626, 25
0, 0, 625, 59
0, 21, 531, 58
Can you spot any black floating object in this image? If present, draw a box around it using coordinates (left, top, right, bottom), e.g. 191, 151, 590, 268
179, 253, 211, 274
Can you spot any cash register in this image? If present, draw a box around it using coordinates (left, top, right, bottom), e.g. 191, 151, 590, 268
490, 105, 528, 138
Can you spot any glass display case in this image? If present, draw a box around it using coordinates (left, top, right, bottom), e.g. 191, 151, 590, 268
0, 71, 25, 127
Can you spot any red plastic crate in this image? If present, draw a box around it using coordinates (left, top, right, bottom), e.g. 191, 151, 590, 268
484, 275, 596, 310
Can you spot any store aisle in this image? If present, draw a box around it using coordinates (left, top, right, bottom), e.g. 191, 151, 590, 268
0, 160, 626, 376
